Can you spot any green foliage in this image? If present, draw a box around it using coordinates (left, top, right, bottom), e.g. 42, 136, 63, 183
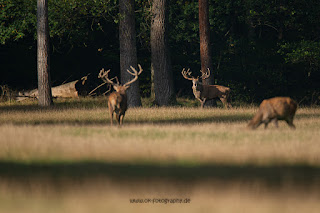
169, 1, 199, 44
278, 40, 320, 105
279, 41, 320, 67
48, 0, 117, 46
0, 0, 36, 44
135, 0, 151, 49
0, 0, 117, 45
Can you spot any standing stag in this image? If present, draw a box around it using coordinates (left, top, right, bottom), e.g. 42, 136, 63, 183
181, 68, 232, 108
99, 64, 143, 125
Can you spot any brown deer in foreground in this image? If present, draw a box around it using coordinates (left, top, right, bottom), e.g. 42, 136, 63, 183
181, 68, 232, 108
99, 64, 143, 125
248, 97, 298, 129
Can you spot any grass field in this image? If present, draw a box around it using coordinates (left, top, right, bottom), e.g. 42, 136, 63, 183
0, 98, 320, 212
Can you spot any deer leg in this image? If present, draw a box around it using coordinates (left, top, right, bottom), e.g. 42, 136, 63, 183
286, 118, 296, 129
120, 113, 125, 125
273, 119, 279, 128
226, 93, 232, 108
220, 94, 231, 109
226, 97, 232, 108
108, 105, 114, 126
200, 98, 206, 108
220, 98, 228, 108
116, 113, 121, 125
110, 112, 114, 125
253, 121, 262, 129
263, 117, 271, 129
196, 98, 203, 108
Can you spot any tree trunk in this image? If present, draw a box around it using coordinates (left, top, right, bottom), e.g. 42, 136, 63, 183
119, 0, 141, 107
199, 0, 216, 107
37, 0, 52, 106
150, 63, 155, 99
199, 0, 213, 85
151, 0, 175, 106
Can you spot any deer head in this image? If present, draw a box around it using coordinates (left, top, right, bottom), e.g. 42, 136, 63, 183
181, 68, 210, 90
99, 64, 143, 94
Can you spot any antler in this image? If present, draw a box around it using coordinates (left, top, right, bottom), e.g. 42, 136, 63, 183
123, 64, 143, 87
200, 68, 210, 80
98, 68, 118, 86
181, 68, 194, 81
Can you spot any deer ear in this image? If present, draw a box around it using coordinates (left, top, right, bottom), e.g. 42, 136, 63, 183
124, 85, 130, 90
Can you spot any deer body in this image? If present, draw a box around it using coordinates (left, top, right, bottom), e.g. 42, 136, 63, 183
99, 65, 143, 126
108, 87, 128, 125
182, 68, 232, 108
193, 84, 231, 108
248, 97, 297, 129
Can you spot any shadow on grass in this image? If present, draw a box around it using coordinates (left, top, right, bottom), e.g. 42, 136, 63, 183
0, 98, 107, 113
132, 114, 252, 125
5, 113, 320, 125
1, 112, 319, 126
0, 161, 319, 189
0, 114, 252, 126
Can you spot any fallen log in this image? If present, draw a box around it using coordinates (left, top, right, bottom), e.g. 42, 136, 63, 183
16, 80, 80, 101
16, 73, 112, 101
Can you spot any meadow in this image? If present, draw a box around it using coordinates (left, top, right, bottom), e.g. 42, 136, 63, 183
0, 98, 320, 213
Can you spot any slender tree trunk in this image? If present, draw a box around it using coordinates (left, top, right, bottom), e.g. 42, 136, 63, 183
119, 0, 141, 107
199, 0, 216, 107
151, 0, 175, 106
37, 0, 52, 106
199, 0, 213, 85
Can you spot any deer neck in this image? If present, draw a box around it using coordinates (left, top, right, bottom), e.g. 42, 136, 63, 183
192, 84, 202, 99
193, 83, 203, 92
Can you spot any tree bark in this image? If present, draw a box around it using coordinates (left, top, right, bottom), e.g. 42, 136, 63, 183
151, 0, 175, 106
199, 0, 214, 85
37, 0, 52, 106
119, 0, 141, 107
199, 0, 216, 107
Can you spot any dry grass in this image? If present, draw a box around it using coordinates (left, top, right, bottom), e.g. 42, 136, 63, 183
0, 98, 320, 212
0, 102, 319, 165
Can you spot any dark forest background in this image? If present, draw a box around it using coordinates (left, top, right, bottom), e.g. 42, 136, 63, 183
1, 0, 320, 104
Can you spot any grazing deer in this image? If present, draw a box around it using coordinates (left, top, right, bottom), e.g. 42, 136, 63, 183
99, 64, 143, 125
248, 97, 298, 129
181, 68, 232, 108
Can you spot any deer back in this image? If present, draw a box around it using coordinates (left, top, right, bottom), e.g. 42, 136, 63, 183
260, 97, 297, 120
201, 85, 230, 99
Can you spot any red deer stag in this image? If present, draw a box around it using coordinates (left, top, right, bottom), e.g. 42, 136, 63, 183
248, 97, 298, 129
181, 68, 232, 108
99, 64, 143, 125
